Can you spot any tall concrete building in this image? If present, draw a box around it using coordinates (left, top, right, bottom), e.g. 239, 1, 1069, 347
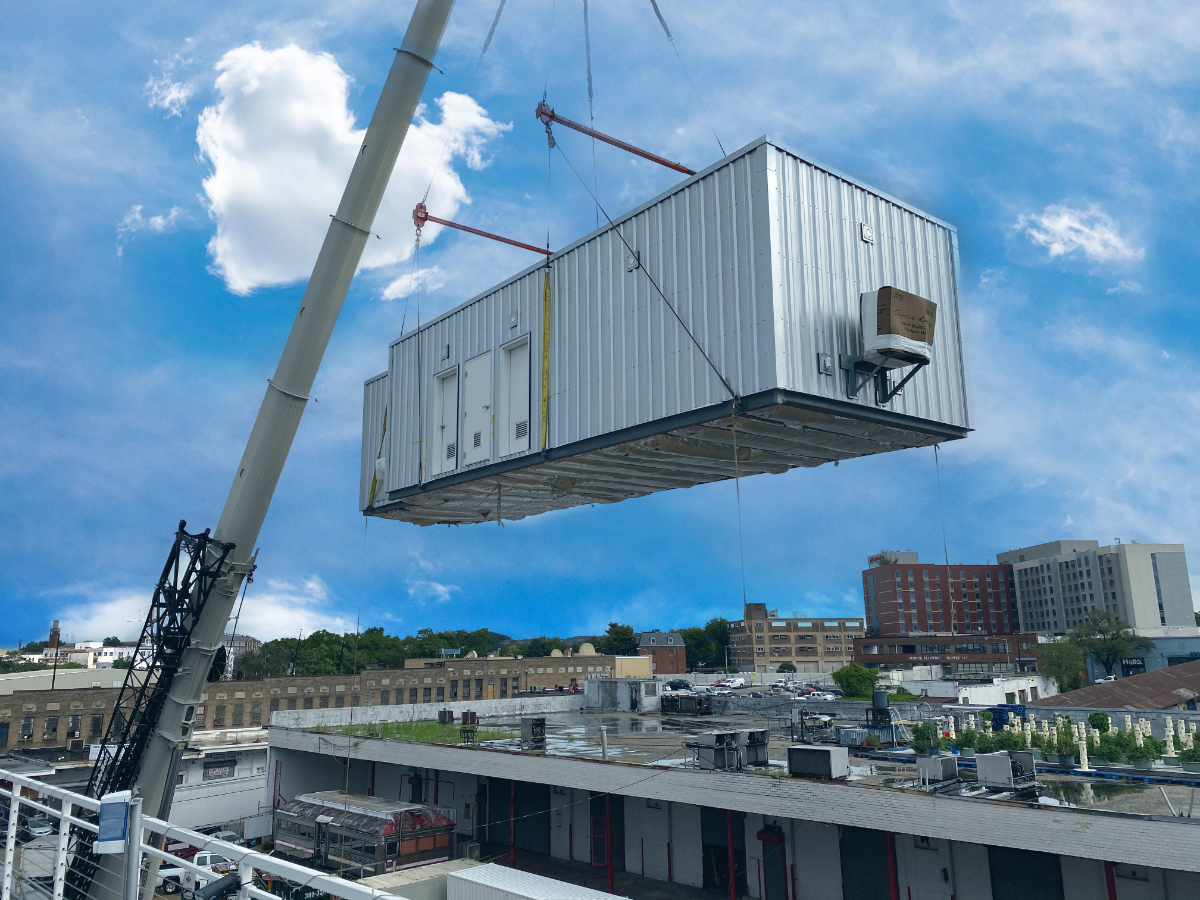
998, 540, 1194, 634
862, 553, 1020, 637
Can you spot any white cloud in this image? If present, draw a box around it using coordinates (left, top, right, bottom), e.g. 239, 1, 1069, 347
54, 574, 351, 644
196, 43, 511, 296
234, 575, 354, 639
1107, 280, 1144, 294
407, 580, 458, 605
145, 74, 193, 117
1016, 204, 1144, 263
117, 204, 185, 256
381, 266, 446, 301
119, 204, 184, 236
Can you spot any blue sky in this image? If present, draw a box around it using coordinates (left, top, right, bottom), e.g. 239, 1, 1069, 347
3, 0, 1199, 646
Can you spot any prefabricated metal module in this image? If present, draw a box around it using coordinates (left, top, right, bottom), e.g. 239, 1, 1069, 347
362, 136, 970, 526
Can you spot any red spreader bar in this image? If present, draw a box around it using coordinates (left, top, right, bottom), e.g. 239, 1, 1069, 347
412, 202, 549, 255
536, 101, 696, 176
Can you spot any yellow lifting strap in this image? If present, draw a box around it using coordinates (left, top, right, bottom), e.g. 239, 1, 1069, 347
540, 268, 551, 450
367, 406, 388, 506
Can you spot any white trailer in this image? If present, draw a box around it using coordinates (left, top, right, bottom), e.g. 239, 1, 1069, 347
363, 137, 970, 526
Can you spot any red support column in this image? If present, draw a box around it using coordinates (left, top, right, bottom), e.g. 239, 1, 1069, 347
509, 780, 516, 866
886, 832, 900, 900
605, 794, 614, 894
726, 810, 737, 900
1104, 861, 1118, 900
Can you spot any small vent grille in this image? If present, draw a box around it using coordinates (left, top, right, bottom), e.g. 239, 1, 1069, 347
446, 443, 456, 459
473, 431, 482, 448
515, 420, 529, 439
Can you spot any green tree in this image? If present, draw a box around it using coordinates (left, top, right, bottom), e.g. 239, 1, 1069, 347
680, 627, 713, 670
102, 636, 124, 647
704, 618, 731, 668
1088, 712, 1110, 733
1034, 639, 1085, 692
595, 623, 638, 656
21, 641, 49, 654
832, 663, 877, 699
520, 636, 569, 658
1072, 610, 1154, 677
777, 661, 797, 673
112, 658, 133, 669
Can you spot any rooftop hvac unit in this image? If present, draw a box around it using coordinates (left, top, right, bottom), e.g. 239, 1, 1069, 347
916, 755, 958, 784
738, 729, 770, 767
694, 731, 741, 771
787, 744, 849, 780
459, 841, 481, 860
361, 138, 969, 526
520, 717, 546, 748
438, 709, 456, 724
976, 751, 1038, 790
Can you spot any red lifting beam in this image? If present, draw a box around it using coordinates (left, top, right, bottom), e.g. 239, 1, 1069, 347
412, 202, 549, 255
536, 100, 696, 176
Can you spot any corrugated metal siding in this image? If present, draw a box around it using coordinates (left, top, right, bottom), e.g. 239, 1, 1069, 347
765, 145, 969, 428
359, 373, 388, 510
385, 268, 546, 494
366, 137, 970, 501
548, 144, 775, 447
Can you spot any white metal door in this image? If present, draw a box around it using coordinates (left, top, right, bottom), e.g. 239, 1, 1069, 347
461, 351, 492, 466
498, 336, 531, 457
433, 368, 458, 476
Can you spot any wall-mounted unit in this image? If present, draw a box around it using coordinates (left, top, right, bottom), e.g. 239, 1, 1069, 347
361, 137, 970, 525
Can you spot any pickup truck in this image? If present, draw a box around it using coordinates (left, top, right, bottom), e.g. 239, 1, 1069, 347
181, 851, 236, 896
156, 864, 185, 895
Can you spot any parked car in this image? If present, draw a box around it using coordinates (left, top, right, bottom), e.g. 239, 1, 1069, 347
665, 679, 691, 691
209, 831, 243, 845
806, 692, 835, 701
749, 691, 766, 698
19, 814, 55, 842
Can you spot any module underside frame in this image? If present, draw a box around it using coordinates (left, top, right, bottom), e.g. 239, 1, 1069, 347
370, 389, 965, 526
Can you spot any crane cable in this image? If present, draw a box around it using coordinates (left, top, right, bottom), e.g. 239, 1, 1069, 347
550, 139, 737, 404
582, 0, 599, 229
420, 0, 509, 204
648, 0, 726, 157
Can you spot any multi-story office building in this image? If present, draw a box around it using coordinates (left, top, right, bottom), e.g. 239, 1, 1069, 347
729, 603, 864, 674
862, 553, 1019, 637
998, 540, 1194, 634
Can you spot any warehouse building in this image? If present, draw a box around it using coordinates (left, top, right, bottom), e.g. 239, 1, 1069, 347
266, 710, 1200, 900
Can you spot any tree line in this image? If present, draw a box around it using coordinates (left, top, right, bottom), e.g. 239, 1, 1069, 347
231, 618, 733, 678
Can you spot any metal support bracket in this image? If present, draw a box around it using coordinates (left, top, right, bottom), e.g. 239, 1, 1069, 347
840, 355, 927, 405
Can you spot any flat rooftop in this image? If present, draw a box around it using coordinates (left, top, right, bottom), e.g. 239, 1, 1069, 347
304, 709, 1200, 820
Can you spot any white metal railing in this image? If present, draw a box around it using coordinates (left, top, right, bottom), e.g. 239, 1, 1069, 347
0, 769, 399, 900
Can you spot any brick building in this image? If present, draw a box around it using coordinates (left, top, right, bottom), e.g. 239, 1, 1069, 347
729, 604, 864, 674
862, 554, 1019, 637
853, 634, 1041, 679
634, 631, 686, 674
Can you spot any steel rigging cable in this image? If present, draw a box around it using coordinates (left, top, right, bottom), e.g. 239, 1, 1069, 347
648, 0, 726, 157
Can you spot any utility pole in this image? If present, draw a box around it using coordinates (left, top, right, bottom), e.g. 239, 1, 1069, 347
87, 9, 455, 892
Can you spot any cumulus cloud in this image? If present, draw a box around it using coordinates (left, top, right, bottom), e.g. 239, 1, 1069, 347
1016, 204, 1144, 264
196, 43, 510, 296
381, 266, 446, 301
54, 574, 351, 644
